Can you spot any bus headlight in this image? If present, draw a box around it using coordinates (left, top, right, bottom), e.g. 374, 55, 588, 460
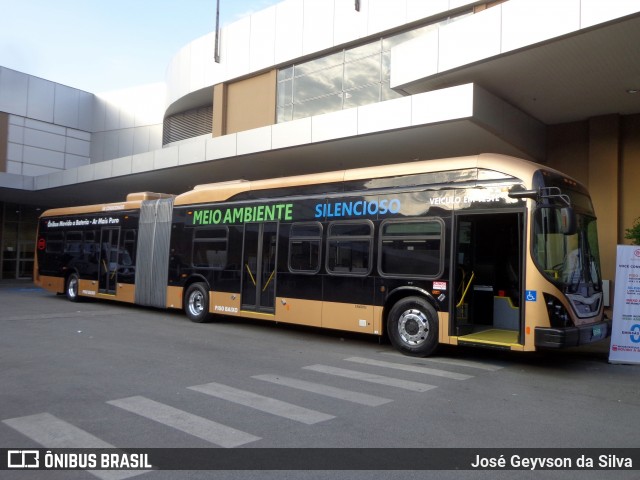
544, 294, 572, 328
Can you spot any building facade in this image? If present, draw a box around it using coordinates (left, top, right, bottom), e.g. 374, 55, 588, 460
0, 0, 639, 291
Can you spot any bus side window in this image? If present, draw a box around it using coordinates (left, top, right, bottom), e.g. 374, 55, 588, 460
46, 232, 64, 254
326, 221, 373, 276
83, 231, 97, 256
122, 230, 136, 266
378, 219, 444, 278
64, 231, 83, 254
192, 227, 228, 269
288, 222, 322, 274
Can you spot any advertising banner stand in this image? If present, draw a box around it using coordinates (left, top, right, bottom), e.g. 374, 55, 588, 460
608, 245, 640, 365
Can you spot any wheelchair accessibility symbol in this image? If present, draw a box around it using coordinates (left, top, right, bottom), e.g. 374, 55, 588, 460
525, 290, 537, 302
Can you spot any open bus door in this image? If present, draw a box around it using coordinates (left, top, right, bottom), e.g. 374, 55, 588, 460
452, 211, 525, 348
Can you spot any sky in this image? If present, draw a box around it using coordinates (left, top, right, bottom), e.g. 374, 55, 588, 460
0, 0, 281, 93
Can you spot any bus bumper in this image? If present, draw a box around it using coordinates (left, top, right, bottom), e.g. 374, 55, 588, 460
535, 319, 611, 348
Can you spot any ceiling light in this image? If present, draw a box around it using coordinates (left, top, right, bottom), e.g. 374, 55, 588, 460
627, 89, 639, 94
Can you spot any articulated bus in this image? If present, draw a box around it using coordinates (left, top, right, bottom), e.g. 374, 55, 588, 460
34, 154, 610, 356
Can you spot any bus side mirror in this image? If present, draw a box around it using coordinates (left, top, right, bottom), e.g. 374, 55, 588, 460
561, 206, 577, 235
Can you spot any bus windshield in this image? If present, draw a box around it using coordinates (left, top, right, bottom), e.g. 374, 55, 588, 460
533, 208, 601, 292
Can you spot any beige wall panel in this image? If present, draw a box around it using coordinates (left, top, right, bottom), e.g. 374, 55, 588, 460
226, 70, 276, 135
620, 114, 640, 244
322, 301, 374, 334
212, 83, 226, 137
276, 297, 321, 327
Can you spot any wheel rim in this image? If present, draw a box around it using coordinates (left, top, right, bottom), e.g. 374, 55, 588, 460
397, 308, 430, 346
188, 290, 204, 317
67, 276, 78, 298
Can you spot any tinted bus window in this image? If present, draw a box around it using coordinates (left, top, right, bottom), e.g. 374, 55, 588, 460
289, 222, 322, 274
326, 221, 373, 276
192, 227, 228, 269
83, 231, 98, 255
123, 230, 136, 265
64, 231, 83, 253
379, 220, 443, 278
46, 232, 64, 253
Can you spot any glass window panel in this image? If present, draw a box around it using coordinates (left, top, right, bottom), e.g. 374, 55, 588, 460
329, 222, 372, 237
379, 220, 443, 277
4, 203, 19, 222
380, 239, 442, 276
277, 105, 293, 123
192, 240, 227, 269
381, 82, 404, 102
294, 51, 344, 76
278, 66, 293, 82
344, 84, 380, 109
194, 228, 228, 240
293, 64, 343, 102
3, 222, 17, 249
277, 79, 293, 107
343, 54, 380, 91
383, 23, 438, 51
381, 51, 391, 82
64, 231, 83, 253
383, 221, 441, 236
327, 240, 371, 275
46, 232, 64, 253
289, 240, 321, 273
345, 40, 381, 62
293, 93, 343, 120
192, 227, 228, 269
291, 222, 322, 238
18, 222, 36, 242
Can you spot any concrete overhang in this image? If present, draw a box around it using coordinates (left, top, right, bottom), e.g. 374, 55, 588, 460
0, 83, 544, 208
391, 5, 640, 125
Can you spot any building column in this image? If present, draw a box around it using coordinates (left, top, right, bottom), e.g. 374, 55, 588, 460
588, 114, 620, 284
212, 83, 227, 138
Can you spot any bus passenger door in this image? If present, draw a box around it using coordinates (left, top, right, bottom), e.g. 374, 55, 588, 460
452, 212, 524, 346
99, 227, 120, 294
241, 222, 278, 313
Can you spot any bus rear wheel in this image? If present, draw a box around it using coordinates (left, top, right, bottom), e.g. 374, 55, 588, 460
184, 282, 212, 323
387, 296, 438, 357
65, 273, 81, 303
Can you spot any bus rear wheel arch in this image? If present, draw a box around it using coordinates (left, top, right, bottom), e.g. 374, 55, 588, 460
387, 296, 438, 357
184, 282, 212, 323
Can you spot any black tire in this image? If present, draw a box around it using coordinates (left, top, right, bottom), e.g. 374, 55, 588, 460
184, 282, 212, 323
65, 273, 81, 303
387, 296, 438, 357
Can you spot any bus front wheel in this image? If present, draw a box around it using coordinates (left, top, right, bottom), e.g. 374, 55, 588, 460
184, 283, 212, 323
387, 296, 438, 357
65, 273, 81, 303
